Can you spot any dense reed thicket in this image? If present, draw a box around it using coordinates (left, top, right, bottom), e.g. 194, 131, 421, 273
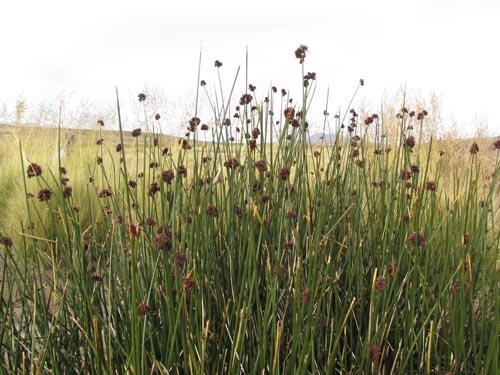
1, 46, 500, 374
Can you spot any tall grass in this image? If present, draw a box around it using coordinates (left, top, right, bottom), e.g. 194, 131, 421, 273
1, 46, 500, 374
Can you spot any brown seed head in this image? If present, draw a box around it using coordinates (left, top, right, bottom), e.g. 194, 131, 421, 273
161, 170, 175, 184
404, 136, 416, 149
207, 204, 218, 218
148, 182, 160, 197
279, 166, 290, 180
294, 44, 308, 63
469, 142, 479, 154
260, 194, 272, 203
37, 188, 52, 202
388, 261, 397, 275
369, 345, 381, 363
155, 227, 172, 250
300, 288, 310, 304
1, 236, 13, 248
136, 303, 150, 317
127, 223, 142, 239
254, 159, 267, 172
178, 165, 187, 177
27, 163, 42, 178
99, 189, 112, 198
282, 241, 294, 253
426, 181, 437, 191
182, 276, 195, 292
408, 232, 426, 247
375, 276, 387, 291
224, 158, 240, 169
400, 170, 412, 181
63, 186, 72, 198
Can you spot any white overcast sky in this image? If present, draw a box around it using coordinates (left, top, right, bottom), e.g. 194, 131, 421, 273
1, 0, 499, 136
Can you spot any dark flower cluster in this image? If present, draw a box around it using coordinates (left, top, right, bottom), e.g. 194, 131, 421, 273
132, 128, 142, 137
148, 182, 160, 197
37, 189, 52, 202
416, 110, 428, 120
99, 189, 112, 198
207, 204, 218, 218
188, 117, 201, 132
156, 226, 173, 250
408, 232, 426, 247
62, 186, 72, 199
251, 128, 260, 139
182, 276, 195, 292
97, 119, 104, 126
178, 165, 187, 177
294, 44, 308, 63
162, 170, 175, 185
364, 113, 378, 126
175, 251, 186, 269
346, 108, 358, 132
235, 206, 243, 218
273, 265, 286, 277
375, 276, 387, 291
494, 139, 500, 150
387, 261, 397, 275
303, 71, 316, 87
89, 265, 102, 281
300, 288, 310, 304
284, 107, 295, 121
179, 138, 191, 150
404, 135, 416, 150
254, 160, 267, 172
224, 158, 239, 169
248, 139, 257, 151
370, 345, 381, 363
282, 240, 294, 253
27, 163, 42, 178
260, 194, 272, 203
103, 206, 112, 216
469, 142, 479, 154
279, 166, 290, 180
138, 93, 146, 102
214, 60, 223, 68
136, 303, 150, 317
426, 181, 437, 192
1, 236, 13, 248
400, 170, 412, 181
127, 223, 142, 239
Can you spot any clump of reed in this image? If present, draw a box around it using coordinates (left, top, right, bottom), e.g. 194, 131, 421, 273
1, 46, 500, 374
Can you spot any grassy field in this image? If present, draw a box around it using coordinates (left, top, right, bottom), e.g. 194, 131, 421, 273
1, 47, 500, 374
